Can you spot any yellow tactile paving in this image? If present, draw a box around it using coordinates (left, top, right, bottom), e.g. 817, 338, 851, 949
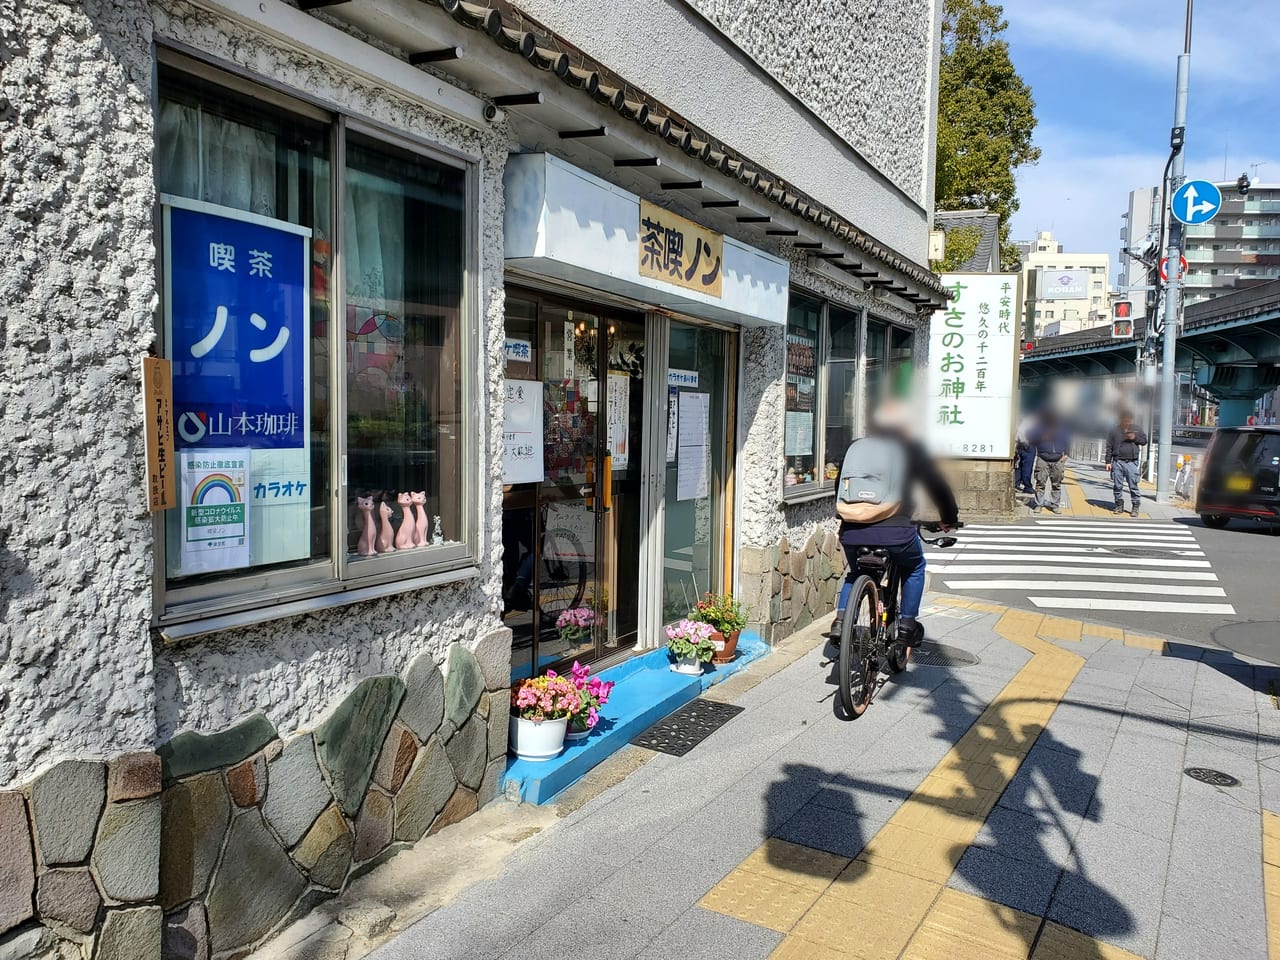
902, 888, 1041, 959
1123, 632, 1168, 653
932, 595, 976, 609
738, 837, 849, 891
1039, 616, 1083, 643
1082, 623, 1125, 641
1060, 468, 1152, 519
1031, 922, 1146, 960
966, 600, 1010, 614
1264, 810, 1280, 959
699, 868, 820, 932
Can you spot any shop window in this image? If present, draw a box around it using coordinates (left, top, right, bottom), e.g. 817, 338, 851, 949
155, 58, 476, 622
784, 294, 821, 488
823, 306, 860, 478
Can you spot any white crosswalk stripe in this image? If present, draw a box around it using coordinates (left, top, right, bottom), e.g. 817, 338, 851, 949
932, 518, 1235, 615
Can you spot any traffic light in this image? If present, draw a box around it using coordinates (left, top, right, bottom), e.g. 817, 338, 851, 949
1113, 300, 1132, 319
1023, 340, 1036, 352
1112, 318, 1133, 339
1238, 172, 1251, 196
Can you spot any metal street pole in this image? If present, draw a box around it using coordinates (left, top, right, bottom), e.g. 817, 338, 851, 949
1157, 0, 1193, 502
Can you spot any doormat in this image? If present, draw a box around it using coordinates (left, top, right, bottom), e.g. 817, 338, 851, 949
631, 698, 745, 757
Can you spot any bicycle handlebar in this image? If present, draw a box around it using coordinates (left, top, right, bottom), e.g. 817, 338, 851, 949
915, 520, 964, 532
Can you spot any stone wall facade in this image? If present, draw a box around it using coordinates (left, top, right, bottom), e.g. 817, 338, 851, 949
0, 634, 511, 959
940, 458, 1019, 520
739, 529, 845, 644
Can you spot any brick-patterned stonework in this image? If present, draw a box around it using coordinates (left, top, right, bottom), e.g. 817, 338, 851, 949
940, 458, 1018, 520
739, 530, 846, 644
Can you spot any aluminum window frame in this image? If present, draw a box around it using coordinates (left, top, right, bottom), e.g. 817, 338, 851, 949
152, 56, 483, 634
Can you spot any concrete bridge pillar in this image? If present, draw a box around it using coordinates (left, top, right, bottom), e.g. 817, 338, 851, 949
1195, 365, 1280, 427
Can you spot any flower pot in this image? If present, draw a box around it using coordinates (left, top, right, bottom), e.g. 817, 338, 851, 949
670, 653, 704, 675
710, 629, 741, 664
565, 722, 591, 742
508, 716, 568, 761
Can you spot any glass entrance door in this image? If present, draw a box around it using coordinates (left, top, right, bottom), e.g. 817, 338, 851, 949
503, 290, 646, 678
662, 321, 731, 623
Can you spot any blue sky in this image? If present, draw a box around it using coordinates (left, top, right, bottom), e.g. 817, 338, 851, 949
1002, 0, 1280, 279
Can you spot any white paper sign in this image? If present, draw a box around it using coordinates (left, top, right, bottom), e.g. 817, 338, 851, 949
607, 371, 630, 469
563, 320, 576, 382
927, 273, 1020, 459
676, 392, 710, 501
502, 379, 544, 484
784, 411, 814, 456
179, 448, 251, 574
504, 338, 533, 364
544, 500, 595, 559
668, 368, 699, 388
666, 386, 679, 462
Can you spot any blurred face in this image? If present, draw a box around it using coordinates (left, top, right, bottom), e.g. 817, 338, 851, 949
1120, 417, 1133, 431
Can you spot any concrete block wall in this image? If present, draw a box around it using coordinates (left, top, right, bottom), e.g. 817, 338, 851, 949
941, 458, 1018, 519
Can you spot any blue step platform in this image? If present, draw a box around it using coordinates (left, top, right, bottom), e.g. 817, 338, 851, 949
501, 632, 769, 804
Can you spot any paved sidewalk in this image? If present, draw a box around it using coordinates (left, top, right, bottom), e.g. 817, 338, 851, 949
339, 595, 1280, 960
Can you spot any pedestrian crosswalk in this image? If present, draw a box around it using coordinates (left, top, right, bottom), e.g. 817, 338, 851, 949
926, 518, 1236, 616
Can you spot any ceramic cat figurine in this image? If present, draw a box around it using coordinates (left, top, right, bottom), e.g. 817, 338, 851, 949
377, 500, 396, 552
411, 491, 427, 547
395, 492, 415, 549
355, 496, 376, 556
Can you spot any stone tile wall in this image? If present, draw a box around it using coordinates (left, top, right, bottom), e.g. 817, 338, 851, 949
739, 529, 845, 644
940, 458, 1018, 519
0, 633, 511, 960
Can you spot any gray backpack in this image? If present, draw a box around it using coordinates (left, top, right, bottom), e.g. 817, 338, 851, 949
836, 436, 907, 523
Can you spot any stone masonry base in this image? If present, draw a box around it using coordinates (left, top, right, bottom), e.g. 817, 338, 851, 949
739, 529, 844, 644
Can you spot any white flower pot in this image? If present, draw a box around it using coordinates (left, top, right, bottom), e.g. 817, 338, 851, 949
509, 716, 568, 761
670, 654, 704, 675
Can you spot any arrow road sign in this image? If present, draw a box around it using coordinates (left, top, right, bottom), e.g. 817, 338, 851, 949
1171, 179, 1222, 225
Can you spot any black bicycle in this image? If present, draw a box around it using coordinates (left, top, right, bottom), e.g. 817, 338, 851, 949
835, 521, 961, 718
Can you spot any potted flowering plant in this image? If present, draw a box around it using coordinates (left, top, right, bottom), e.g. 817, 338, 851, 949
564, 661, 616, 741
555, 606, 595, 647
689, 592, 748, 663
666, 619, 716, 675
508, 671, 582, 761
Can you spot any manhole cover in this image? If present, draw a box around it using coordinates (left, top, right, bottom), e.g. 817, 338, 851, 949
1211, 622, 1280, 665
1110, 546, 1182, 558
911, 641, 981, 668
631, 698, 745, 757
1184, 767, 1240, 787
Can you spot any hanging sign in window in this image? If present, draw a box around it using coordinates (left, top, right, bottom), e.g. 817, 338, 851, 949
607, 371, 630, 469
638, 200, 724, 298
162, 196, 312, 575
502, 379, 544, 484
179, 449, 251, 574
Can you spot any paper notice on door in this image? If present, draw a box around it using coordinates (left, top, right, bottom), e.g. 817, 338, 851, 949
676, 391, 710, 501
502, 379, 544, 484
666, 386, 678, 462
606, 371, 630, 469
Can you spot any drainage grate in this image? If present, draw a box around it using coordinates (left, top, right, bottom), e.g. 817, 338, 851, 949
1184, 767, 1240, 787
631, 698, 745, 757
911, 641, 981, 669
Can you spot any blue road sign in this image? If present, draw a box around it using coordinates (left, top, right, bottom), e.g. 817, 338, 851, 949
1170, 179, 1223, 225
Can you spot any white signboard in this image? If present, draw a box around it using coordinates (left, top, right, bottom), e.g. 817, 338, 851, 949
927, 274, 1019, 459
504, 338, 532, 364
676, 392, 711, 501
606, 371, 630, 469
666, 386, 679, 462
1040, 269, 1089, 299
667, 368, 699, 388
179, 449, 251, 574
502, 379, 543, 484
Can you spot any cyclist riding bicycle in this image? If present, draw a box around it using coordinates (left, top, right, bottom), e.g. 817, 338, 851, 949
831, 404, 959, 652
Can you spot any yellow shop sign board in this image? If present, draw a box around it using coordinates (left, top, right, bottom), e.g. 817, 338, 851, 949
639, 200, 724, 298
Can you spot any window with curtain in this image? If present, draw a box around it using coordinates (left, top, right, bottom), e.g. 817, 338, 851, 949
155, 60, 474, 616
783, 292, 868, 498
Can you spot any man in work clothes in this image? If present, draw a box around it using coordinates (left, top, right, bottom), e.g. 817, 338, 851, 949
1106, 411, 1148, 516
1028, 411, 1071, 513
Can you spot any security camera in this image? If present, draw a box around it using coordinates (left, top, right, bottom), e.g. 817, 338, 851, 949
483, 103, 505, 123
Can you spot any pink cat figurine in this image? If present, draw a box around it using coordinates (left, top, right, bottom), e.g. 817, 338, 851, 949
377, 500, 396, 552
411, 491, 427, 547
355, 496, 376, 556
394, 492, 415, 549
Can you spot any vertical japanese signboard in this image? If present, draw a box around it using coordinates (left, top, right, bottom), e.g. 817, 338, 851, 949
927, 273, 1020, 459
142, 356, 176, 511
162, 196, 311, 576
638, 200, 724, 298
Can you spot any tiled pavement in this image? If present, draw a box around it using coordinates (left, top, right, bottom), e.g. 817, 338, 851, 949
366, 595, 1280, 960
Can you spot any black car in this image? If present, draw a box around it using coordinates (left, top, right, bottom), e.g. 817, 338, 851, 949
1196, 426, 1280, 529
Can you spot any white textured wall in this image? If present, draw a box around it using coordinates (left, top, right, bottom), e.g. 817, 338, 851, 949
513, 0, 935, 262
149, 0, 510, 742
0, 0, 160, 787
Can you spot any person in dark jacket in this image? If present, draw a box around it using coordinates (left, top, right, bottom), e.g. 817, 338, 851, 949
1106, 411, 1148, 516
834, 416, 959, 648
1027, 410, 1071, 513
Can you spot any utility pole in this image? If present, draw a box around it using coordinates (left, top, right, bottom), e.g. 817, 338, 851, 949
1157, 0, 1193, 503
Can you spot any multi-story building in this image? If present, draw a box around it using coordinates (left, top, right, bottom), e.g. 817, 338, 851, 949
1, 0, 950, 953
1184, 184, 1280, 303
1014, 231, 1110, 336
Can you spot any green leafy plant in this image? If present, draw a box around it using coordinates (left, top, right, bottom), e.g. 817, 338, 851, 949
689, 592, 748, 635
666, 619, 716, 663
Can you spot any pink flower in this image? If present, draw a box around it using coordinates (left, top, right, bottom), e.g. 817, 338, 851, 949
587, 707, 599, 728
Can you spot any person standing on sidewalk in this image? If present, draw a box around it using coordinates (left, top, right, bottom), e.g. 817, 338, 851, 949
1028, 410, 1071, 513
1014, 411, 1038, 494
1106, 410, 1148, 516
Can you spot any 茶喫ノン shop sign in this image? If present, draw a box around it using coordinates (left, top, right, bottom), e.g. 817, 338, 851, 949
926, 273, 1020, 459
638, 200, 724, 298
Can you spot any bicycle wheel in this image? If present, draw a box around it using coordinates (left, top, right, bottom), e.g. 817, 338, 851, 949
839, 576, 878, 719
539, 528, 590, 624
